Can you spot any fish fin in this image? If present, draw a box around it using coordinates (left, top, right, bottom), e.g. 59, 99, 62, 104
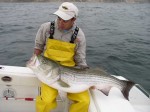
57, 79, 70, 88
98, 86, 112, 96
91, 68, 108, 75
122, 81, 135, 100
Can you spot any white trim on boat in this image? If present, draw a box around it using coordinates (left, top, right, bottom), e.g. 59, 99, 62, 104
0, 65, 150, 112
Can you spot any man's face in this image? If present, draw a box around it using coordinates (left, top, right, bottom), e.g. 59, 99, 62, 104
57, 17, 76, 31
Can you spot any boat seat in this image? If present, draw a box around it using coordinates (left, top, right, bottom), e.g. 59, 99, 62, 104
90, 87, 136, 112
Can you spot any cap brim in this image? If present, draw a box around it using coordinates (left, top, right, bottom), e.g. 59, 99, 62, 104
53, 10, 72, 20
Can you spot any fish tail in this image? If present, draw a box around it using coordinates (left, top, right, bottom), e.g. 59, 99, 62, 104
122, 81, 135, 100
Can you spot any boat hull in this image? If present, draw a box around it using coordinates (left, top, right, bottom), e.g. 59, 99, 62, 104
0, 65, 150, 112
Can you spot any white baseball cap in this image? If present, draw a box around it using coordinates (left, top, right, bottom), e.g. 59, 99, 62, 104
54, 2, 79, 20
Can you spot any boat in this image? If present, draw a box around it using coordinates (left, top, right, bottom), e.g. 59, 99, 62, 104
0, 65, 150, 112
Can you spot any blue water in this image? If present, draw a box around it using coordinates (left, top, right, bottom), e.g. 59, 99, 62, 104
0, 2, 150, 92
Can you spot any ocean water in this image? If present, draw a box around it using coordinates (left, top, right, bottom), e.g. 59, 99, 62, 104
0, 2, 150, 93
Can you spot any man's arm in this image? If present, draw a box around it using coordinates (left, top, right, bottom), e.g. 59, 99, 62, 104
74, 28, 89, 69
34, 22, 50, 55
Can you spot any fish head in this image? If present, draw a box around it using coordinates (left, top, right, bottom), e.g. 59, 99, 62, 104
26, 54, 39, 69
27, 54, 60, 84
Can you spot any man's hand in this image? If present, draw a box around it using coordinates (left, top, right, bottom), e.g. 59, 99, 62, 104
79, 65, 89, 70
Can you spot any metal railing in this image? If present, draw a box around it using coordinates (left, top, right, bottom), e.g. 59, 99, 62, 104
135, 84, 150, 98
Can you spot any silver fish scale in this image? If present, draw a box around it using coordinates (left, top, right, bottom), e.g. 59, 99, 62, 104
60, 66, 127, 90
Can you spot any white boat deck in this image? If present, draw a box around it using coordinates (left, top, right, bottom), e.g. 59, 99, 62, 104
0, 65, 150, 112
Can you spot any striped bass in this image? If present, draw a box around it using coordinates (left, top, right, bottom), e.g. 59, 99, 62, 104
27, 54, 135, 100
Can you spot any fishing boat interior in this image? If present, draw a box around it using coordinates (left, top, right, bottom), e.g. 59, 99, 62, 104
0, 65, 150, 112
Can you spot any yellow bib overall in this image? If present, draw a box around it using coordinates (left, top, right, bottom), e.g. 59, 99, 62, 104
36, 22, 90, 112
44, 39, 76, 67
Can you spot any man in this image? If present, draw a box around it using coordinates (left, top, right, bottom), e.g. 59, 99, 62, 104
33, 2, 90, 112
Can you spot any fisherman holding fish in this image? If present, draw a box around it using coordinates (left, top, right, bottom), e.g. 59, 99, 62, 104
32, 2, 90, 112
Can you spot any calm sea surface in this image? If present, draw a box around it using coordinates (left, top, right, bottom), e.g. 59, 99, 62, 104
0, 2, 150, 92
